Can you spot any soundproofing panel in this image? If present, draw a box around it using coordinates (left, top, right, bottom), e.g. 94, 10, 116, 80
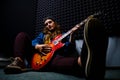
35, 0, 120, 38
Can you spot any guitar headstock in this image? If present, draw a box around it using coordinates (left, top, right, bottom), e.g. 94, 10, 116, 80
88, 11, 102, 18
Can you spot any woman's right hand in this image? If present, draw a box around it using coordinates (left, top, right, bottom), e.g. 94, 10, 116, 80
35, 44, 52, 54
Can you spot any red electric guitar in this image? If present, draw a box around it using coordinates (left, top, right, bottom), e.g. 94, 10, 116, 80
31, 13, 99, 70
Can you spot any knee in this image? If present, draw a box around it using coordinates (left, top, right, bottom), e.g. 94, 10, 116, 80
16, 32, 29, 38
15, 32, 30, 41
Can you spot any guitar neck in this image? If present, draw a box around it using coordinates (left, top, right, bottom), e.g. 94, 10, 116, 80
57, 18, 87, 41
57, 12, 100, 42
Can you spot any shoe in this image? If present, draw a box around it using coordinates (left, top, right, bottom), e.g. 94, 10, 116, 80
4, 57, 26, 74
82, 18, 108, 79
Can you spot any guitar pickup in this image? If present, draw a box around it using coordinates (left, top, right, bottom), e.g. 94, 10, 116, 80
53, 40, 59, 45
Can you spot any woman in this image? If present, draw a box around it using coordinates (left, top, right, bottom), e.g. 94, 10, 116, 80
4, 16, 108, 79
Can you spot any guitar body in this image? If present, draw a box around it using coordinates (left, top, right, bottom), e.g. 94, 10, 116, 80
31, 34, 64, 70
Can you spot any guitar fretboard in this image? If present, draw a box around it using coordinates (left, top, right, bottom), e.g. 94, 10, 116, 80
56, 12, 101, 42
57, 18, 87, 42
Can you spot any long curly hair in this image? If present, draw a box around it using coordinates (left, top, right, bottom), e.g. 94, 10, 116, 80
43, 18, 62, 44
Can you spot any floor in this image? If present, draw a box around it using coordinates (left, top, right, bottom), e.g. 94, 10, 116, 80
0, 68, 120, 80
105, 68, 120, 80
0, 58, 120, 80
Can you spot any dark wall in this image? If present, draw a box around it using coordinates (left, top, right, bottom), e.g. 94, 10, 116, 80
35, 0, 120, 37
0, 0, 36, 57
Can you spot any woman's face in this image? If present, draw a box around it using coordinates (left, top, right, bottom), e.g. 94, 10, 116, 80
44, 19, 56, 31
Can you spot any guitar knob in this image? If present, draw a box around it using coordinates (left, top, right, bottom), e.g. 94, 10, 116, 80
41, 57, 46, 61
43, 58, 47, 61
36, 62, 39, 65
36, 62, 42, 65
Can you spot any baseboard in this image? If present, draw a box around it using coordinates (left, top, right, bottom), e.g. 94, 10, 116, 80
0, 57, 11, 68
106, 66, 120, 70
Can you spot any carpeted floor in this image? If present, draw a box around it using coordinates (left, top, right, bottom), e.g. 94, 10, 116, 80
0, 68, 120, 80
0, 69, 84, 80
0, 58, 120, 80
